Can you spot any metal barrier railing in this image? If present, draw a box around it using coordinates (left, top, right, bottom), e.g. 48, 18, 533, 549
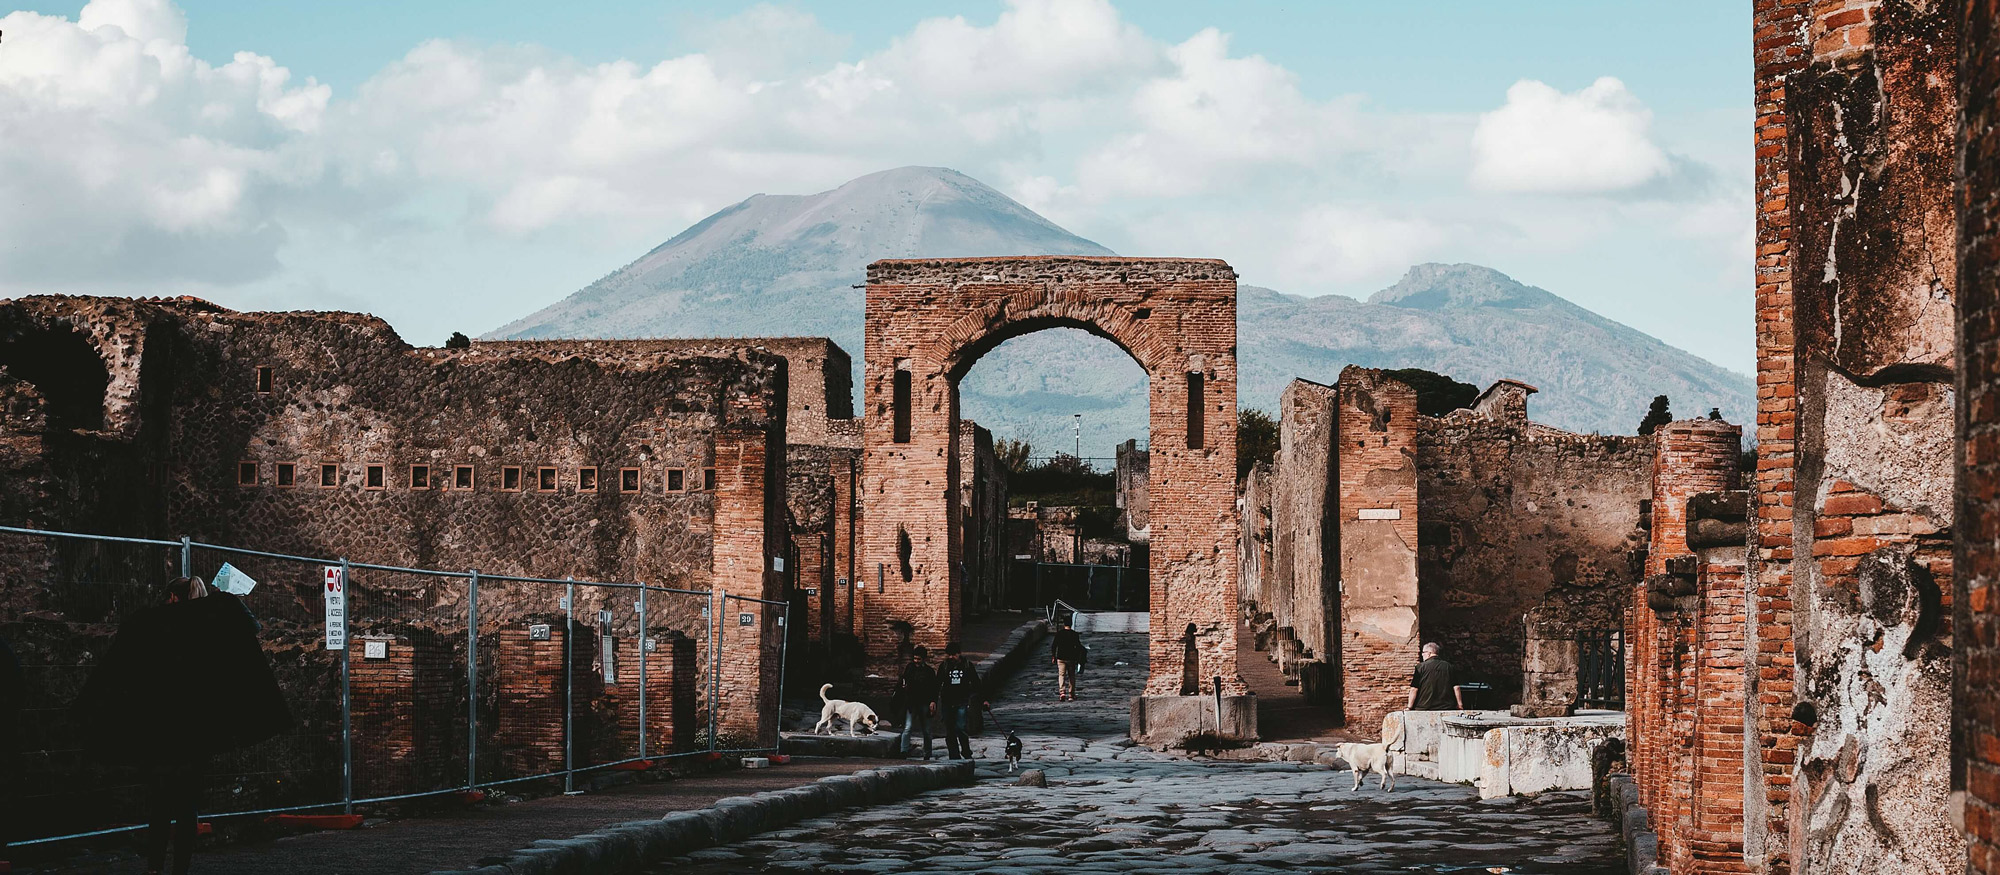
0, 524, 788, 849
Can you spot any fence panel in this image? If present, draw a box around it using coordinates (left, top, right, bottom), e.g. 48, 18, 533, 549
2, 525, 762, 851
713, 595, 788, 752
1, 529, 182, 845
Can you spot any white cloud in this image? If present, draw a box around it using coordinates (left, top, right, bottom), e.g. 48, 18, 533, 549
1468, 77, 1672, 195
0, 0, 329, 283
0, 0, 1750, 372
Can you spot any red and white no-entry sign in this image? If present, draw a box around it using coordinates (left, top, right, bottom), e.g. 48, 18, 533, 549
323, 566, 347, 651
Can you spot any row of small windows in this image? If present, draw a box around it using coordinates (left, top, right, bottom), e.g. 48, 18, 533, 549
237, 462, 717, 493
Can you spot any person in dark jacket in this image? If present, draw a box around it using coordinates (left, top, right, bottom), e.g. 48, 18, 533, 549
73, 576, 292, 875
1051, 618, 1087, 701
895, 646, 938, 759
1406, 642, 1465, 711
935, 642, 983, 761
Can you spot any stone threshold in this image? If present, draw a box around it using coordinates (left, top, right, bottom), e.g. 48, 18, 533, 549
431, 760, 976, 875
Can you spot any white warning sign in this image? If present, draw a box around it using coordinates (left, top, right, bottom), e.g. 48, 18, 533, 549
323, 566, 347, 651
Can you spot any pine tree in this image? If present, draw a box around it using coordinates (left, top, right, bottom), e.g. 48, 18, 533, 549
1638, 395, 1672, 435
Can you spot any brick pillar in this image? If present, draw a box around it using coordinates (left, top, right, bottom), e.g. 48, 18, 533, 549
349, 630, 454, 798
493, 618, 595, 779
1635, 419, 1739, 858
1963, 1, 2000, 870
713, 426, 784, 745
1333, 366, 1420, 730
1686, 530, 1753, 874
600, 630, 698, 756
1751, 4, 1810, 864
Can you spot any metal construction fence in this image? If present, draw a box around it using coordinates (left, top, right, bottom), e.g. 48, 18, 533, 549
0, 525, 788, 850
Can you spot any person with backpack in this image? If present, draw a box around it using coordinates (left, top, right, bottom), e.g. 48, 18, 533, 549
1051, 617, 1088, 701
935, 642, 984, 760
73, 576, 291, 875
895, 645, 938, 759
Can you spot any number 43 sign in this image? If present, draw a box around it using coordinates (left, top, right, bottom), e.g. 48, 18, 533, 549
323, 566, 347, 651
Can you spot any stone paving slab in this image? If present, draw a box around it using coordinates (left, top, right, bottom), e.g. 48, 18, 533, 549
643, 633, 1624, 874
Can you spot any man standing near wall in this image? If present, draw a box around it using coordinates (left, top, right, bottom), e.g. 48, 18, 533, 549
1406, 642, 1464, 711
1051, 618, 1087, 701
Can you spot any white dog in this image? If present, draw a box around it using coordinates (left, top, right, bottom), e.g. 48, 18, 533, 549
813, 683, 881, 736
1335, 718, 1407, 792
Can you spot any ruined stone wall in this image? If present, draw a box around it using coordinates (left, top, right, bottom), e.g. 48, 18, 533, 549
1725, 2, 1965, 871
1959, 1, 2000, 870
1414, 392, 1653, 705
1238, 462, 1273, 623
0, 296, 796, 820
1334, 366, 1420, 729
1778, 3, 1962, 871
862, 256, 1240, 695
958, 420, 1008, 620
1271, 380, 1338, 669
1116, 439, 1151, 540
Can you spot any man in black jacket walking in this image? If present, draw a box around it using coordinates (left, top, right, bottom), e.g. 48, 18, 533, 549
1051, 618, 1087, 701
936, 642, 983, 760
895, 646, 937, 759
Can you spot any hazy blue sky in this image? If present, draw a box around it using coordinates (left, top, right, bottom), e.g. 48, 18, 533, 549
0, 0, 1753, 371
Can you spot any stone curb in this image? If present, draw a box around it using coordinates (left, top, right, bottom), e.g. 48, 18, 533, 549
1606, 774, 1668, 875
977, 617, 1049, 698
427, 760, 975, 875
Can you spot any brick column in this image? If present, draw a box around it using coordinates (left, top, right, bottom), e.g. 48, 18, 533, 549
1963, 2, 2000, 871
493, 618, 595, 779
1333, 366, 1420, 730
600, 630, 697, 756
713, 427, 784, 746
349, 630, 454, 798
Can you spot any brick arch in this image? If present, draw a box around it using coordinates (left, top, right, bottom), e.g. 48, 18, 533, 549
861, 256, 1244, 700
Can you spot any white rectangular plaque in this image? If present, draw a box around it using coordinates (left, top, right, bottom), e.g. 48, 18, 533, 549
1357, 507, 1402, 520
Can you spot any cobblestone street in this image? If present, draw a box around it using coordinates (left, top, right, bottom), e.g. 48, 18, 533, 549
649, 632, 1623, 874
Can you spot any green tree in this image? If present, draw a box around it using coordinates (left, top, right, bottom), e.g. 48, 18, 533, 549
445, 331, 472, 349
994, 438, 1033, 475
1383, 368, 1480, 416
1238, 408, 1279, 480
1638, 395, 1672, 435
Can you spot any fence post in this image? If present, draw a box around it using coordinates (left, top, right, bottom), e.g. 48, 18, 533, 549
563, 578, 576, 795
179, 536, 191, 578
637, 585, 648, 760
466, 570, 479, 790
775, 600, 790, 750
708, 589, 720, 751
340, 558, 353, 815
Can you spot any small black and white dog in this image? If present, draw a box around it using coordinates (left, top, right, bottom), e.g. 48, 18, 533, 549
1004, 731, 1024, 772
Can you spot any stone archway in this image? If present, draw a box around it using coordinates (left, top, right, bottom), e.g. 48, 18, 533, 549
861, 256, 1247, 733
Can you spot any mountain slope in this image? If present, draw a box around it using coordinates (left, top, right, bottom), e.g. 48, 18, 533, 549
490, 166, 1112, 342
493, 167, 1754, 457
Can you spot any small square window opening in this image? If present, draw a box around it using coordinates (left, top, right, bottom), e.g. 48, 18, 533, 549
275, 462, 296, 487
502, 466, 522, 491
237, 461, 258, 487
255, 366, 274, 394
537, 467, 558, 492
578, 467, 598, 492
320, 463, 339, 487
410, 464, 430, 489
667, 468, 686, 492
366, 464, 386, 490
620, 468, 641, 493
454, 464, 474, 490
703, 468, 717, 491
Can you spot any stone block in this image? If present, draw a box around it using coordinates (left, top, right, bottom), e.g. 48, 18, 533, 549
1128, 694, 1258, 748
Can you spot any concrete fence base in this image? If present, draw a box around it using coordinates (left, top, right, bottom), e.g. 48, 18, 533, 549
430, 760, 976, 875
